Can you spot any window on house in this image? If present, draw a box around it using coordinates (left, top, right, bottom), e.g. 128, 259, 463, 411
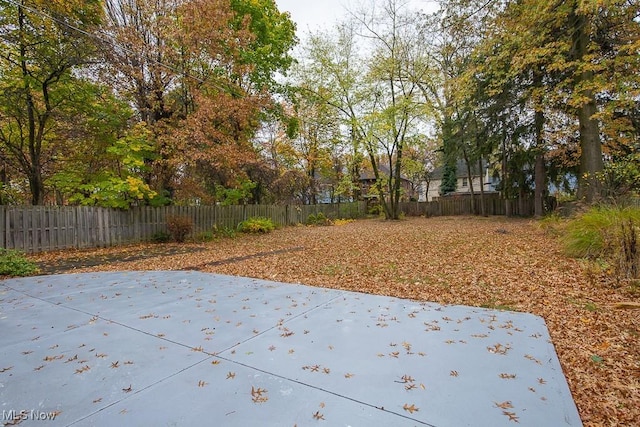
462, 177, 468, 187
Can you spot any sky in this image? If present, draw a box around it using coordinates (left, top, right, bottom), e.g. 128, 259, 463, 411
275, 0, 440, 38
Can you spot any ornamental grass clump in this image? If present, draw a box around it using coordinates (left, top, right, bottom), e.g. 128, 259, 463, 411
563, 206, 640, 280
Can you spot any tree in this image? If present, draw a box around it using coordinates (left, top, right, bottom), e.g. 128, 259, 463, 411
229, 0, 297, 92
297, 0, 433, 219
51, 119, 157, 208
402, 136, 438, 201
98, 0, 297, 205
0, 0, 103, 204
474, 0, 640, 205
282, 88, 345, 204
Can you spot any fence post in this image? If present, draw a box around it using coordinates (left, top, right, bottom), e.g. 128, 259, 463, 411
0, 206, 5, 249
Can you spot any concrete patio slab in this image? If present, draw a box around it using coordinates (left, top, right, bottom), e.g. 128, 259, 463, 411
0, 271, 582, 426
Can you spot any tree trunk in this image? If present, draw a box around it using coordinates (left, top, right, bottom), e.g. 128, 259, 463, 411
392, 143, 404, 220
534, 109, 546, 217
29, 169, 44, 206
534, 152, 545, 216
478, 158, 486, 217
19, 3, 45, 205
577, 94, 603, 202
0, 165, 7, 205
462, 147, 476, 215
440, 113, 457, 195
518, 187, 526, 216
309, 166, 317, 205
502, 132, 512, 217
369, 152, 391, 219
571, 8, 604, 202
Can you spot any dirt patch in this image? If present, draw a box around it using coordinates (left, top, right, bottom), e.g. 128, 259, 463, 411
34, 244, 209, 275
26, 217, 640, 426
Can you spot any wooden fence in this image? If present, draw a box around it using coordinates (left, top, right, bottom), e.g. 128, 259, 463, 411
400, 195, 534, 217
0, 202, 366, 253
0, 196, 540, 253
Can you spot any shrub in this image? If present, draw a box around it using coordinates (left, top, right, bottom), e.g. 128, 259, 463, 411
192, 230, 216, 242
306, 213, 317, 225
0, 248, 39, 277
538, 213, 566, 237
238, 217, 275, 234
316, 212, 331, 225
213, 225, 237, 239
368, 204, 384, 216
151, 231, 171, 243
307, 212, 332, 226
563, 206, 640, 280
166, 215, 193, 243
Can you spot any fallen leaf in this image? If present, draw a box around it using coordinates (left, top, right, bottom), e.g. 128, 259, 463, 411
403, 403, 419, 414
35, 216, 640, 426
75, 365, 91, 374
251, 386, 268, 403
495, 401, 514, 409
502, 411, 519, 423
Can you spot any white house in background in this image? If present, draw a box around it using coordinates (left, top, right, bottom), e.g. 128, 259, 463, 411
422, 160, 499, 202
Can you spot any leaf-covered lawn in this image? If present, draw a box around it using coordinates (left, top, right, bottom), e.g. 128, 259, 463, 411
30, 216, 639, 426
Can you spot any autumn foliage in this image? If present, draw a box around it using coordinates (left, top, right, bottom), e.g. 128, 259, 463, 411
0, 0, 296, 206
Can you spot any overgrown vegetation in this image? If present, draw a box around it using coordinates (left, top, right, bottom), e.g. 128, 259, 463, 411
166, 215, 194, 243
151, 231, 172, 243
238, 217, 275, 234
191, 225, 237, 242
212, 225, 237, 239
0, 248, 39, 277
191, 230, 216, 243
307, 212, 332, 226
560, 206, 640, 282
307, 213, 357, 227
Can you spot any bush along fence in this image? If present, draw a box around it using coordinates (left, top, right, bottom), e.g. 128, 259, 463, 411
0, 202, 366, 253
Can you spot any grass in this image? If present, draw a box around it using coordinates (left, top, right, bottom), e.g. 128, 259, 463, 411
562, 206, 640, 283
563, 206, 640, 258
